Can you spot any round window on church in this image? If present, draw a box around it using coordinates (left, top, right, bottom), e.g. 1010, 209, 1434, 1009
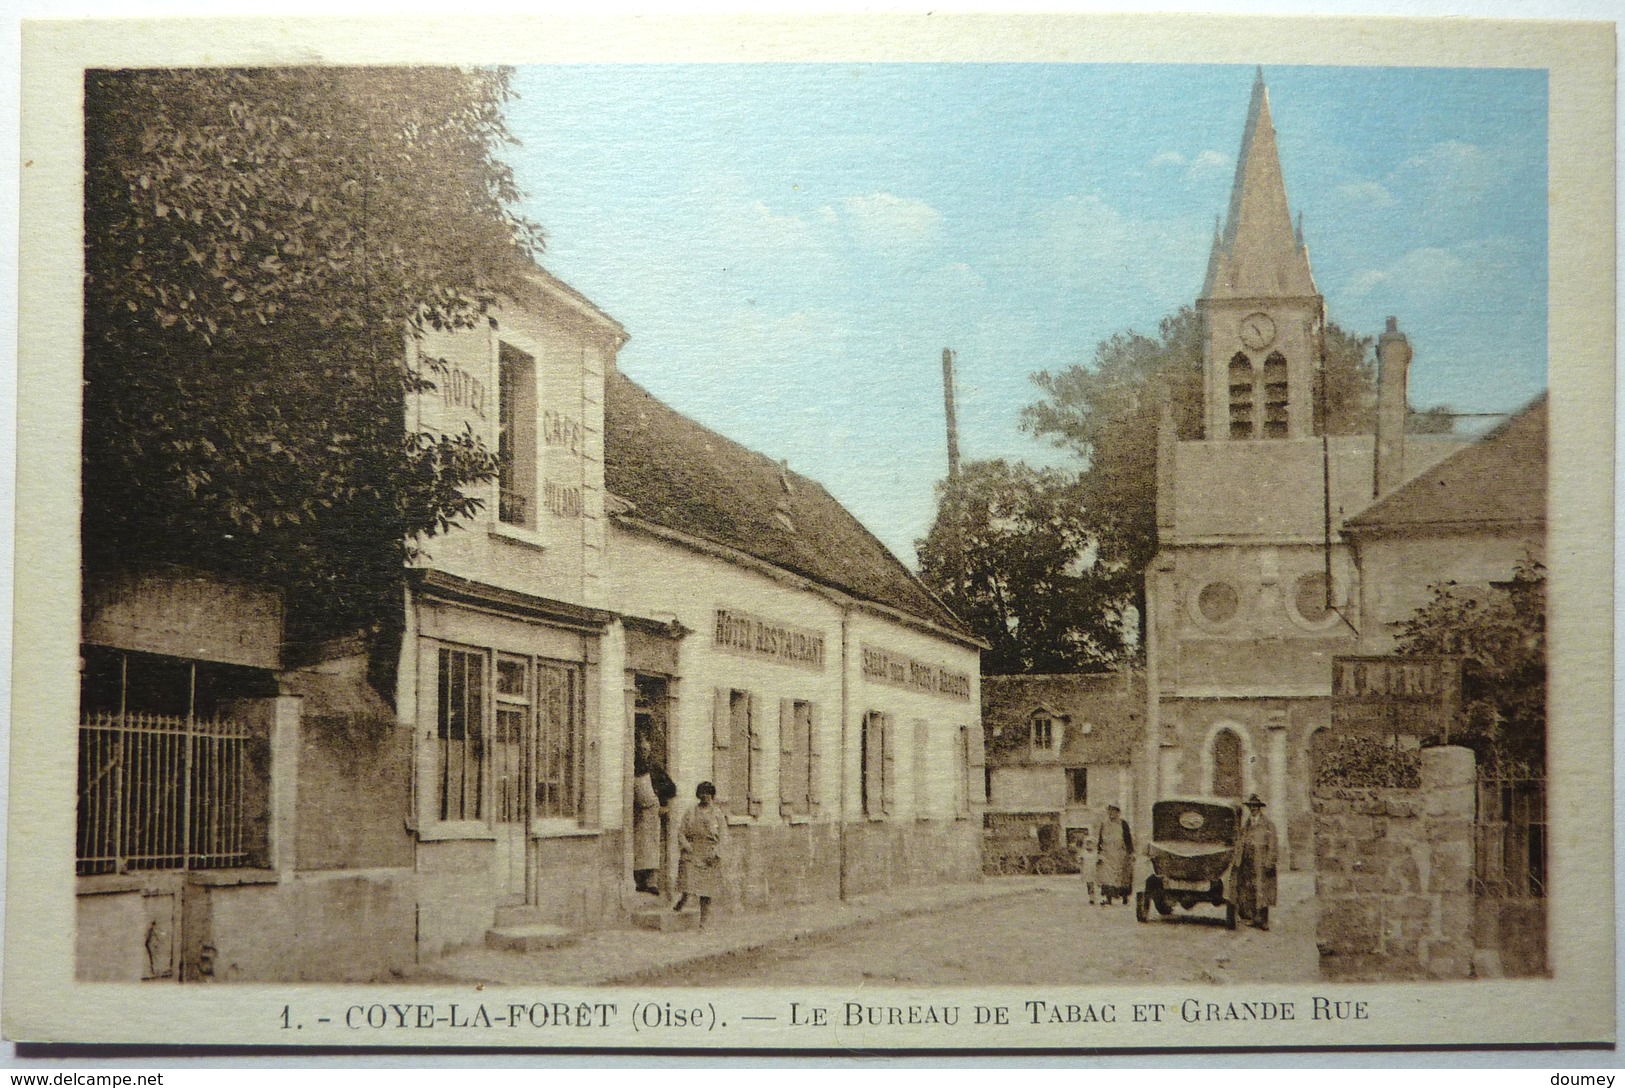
1197, 581, 1240, 625
1293, 572, 1334, 625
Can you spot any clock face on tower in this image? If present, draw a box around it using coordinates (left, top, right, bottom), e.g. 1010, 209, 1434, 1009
1240, 312, 1277, 351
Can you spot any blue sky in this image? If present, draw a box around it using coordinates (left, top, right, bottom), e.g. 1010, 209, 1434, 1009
504, 64, 1548, 564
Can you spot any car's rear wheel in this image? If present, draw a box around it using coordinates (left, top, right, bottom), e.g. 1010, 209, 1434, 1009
1224, 901, 1238, 930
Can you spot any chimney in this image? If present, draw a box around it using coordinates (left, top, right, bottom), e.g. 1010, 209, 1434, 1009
1374, 316, 1412, 496
942, 348, 961, 483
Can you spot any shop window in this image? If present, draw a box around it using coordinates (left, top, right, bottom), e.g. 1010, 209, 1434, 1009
533, 660, 585, 821
437, 647, 486, 821
77, 647, 275, 875
1211, 728, 1244, 799
862, 711, 895, 818
497, 343, 537, 528
712, 688, 762, 817
777, 699, 820, 818
1066, 767, 1089, 805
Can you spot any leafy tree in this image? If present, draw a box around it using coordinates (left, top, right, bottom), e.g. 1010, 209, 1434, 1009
1020, 306, 1378, 644
84, 67, 540, 655
1395, 558, 1546, 773
916, 459, 1126, 674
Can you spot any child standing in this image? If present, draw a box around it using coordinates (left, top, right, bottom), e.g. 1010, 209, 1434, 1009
672, 781, 725, 927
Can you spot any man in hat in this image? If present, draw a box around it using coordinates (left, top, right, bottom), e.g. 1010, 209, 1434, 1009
1236, 793, 1278, 929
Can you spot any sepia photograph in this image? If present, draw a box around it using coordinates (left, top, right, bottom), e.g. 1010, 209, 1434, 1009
5, 11, 1615, 1050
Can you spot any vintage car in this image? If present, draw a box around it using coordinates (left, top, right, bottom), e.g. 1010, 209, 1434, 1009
1135, 797, 1244, 928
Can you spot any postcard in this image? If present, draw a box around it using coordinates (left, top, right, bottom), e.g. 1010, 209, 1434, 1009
5, 11, 1614, 1049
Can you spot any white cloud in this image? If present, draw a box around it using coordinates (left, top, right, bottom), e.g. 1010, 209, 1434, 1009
1186, 150, 1231, 181
1151, 150, 1186, 168
1337, 180, 1396, 208
840, 192, 945, 249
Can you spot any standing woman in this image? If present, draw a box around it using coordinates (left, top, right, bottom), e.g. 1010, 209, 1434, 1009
631, 736, 663, 895
1095, 804, 1135, 906
673, 781, 726, 926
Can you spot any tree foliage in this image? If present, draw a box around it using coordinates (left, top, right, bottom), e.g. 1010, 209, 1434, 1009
84, 67, 540, 645
1019, 306, 1378, 644
916, 459, 1127, 674
1395, 558, 1546, 772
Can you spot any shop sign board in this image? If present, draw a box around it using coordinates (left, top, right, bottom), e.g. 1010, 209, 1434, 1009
1330, 654, 1462, 739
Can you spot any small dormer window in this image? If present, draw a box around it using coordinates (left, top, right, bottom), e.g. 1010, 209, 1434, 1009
1031, 716, 1055, 751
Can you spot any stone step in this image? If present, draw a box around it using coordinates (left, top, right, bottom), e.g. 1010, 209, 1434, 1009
493, 904, 553, 928
632, 907, 700, 932
485, 923, 578, 953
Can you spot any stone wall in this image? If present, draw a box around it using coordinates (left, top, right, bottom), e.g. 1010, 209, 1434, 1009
1313, 745, 1475, 980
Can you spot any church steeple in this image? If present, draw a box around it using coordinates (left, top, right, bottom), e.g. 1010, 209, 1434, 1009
1202, 68, 1317, 300
1198, 71, 1325, 442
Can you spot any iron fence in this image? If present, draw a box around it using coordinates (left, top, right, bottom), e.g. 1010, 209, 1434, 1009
77, 709, 249, 875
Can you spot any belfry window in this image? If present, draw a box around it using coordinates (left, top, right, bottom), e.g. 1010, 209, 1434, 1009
1228, 353, 1254, 439
1262, 352, 1289, 438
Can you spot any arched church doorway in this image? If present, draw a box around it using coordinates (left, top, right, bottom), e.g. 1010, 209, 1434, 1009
1211, 728, 1244, 798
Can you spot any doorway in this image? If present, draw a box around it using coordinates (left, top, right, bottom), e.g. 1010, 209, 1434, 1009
492, 655, 532, 906
633, 674, 674, 895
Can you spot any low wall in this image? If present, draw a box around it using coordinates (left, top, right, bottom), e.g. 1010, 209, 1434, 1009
1313, 745, 1475, 981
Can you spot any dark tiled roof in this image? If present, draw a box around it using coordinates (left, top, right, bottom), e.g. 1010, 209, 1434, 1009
1345, 395, 1547, 535
604, 370, 968, 636
982, 671, 1145, 766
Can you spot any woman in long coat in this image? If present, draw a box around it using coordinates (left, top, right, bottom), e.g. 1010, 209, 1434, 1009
1094, 804, 1135, 906
673, 781, 725, 926
1236, 794, 1279, 928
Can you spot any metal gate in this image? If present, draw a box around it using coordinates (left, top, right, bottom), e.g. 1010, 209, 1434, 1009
1473, 772, 1546, 899
77, 709, 249, 875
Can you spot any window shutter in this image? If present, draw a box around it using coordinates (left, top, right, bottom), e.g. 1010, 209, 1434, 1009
746, 694, 764, 817
806, 703, 823, 816
862, 713, 883, 818
711, 688, 731, 807
881, 714, 897, 817
957, 725, 971, 817
967, 722, 986, 805
912, 718, 929, 820
778, 699, 796, 818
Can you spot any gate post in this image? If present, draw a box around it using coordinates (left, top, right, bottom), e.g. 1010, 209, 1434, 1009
1420, 745, 1475, 978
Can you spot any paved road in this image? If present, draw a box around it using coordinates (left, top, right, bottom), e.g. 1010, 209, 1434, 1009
652, 872, 1318, 986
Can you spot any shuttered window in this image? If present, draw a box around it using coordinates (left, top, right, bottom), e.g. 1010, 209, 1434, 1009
958, 723, 985, 819
912, 718, 930, 819
862, 711, 894, 819
712, 688, 761, 817
778, 699, 816, 818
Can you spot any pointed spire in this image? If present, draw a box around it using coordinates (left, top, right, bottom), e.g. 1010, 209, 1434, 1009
1295, 210, 1304, 248
1202, 69, 1317, 300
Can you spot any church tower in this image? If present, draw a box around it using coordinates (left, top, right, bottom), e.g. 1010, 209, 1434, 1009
1199, 69, 1324, 441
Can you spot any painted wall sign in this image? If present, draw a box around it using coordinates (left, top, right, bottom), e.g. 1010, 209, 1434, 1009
862, 645, 972, 701
713, 608, 825, 670
440, 365, 488, 419
542, 410, 583, 453
1331, 654, 1462, 737
543, 479, 583, 519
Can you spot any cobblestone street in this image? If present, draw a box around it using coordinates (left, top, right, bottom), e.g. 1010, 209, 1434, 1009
646, 872, 1317, 986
